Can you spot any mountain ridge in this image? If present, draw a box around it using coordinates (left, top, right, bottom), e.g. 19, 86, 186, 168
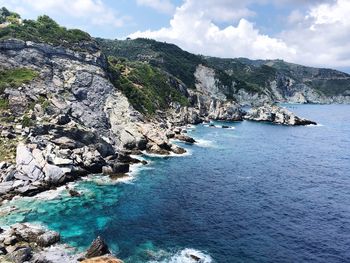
97, 37, 350, 105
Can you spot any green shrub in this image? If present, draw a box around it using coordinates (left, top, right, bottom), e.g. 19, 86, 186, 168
0, 98, 8, 109
0, 9, 93, 51
21, 115, 33, 127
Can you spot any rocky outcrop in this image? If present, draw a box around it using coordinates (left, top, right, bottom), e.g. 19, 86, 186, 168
0, 38, 190, 200
85, 236, 110, 259
0, 223, 72, 263
189, 65, 243, 121
0, 223, 123, 263
244, 104, 317, 126
81, 256, 124, 263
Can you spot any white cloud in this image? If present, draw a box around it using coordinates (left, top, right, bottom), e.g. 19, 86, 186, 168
281, 0, 350, 67
0, 0, 127, 27
129, 0, 350, 69
129, 0, 296, 60
136, 0, 175, 14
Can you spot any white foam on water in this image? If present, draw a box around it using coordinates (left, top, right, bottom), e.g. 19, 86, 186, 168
156, 248, 213, 263
84, 174, 135, 185
186, 124, 196, 129
306, 123, 324, 127
195, 139, 215, 148
203, 123, 235, 130
141, 149, 192, 158
128, 162, 155, 177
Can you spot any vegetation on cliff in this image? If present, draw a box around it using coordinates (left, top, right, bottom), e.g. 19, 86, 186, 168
108, 56, 189, 115
0, 8, 94, 51
100, 38, 350, 99
0, 68, 38, 95
97, 38, 204, 89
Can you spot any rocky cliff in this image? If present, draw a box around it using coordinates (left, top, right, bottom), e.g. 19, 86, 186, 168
0, 38, 191, 200
99, 38, 350, 105
0, 11, 322, 263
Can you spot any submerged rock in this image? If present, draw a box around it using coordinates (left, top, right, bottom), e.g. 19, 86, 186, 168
68, 189, 81, 197
244, 104, 317, 126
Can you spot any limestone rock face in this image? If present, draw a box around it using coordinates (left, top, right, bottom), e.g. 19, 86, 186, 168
244, 104, 317, 126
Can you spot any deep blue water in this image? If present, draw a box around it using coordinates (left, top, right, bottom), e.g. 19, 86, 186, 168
1, 104, 350, 262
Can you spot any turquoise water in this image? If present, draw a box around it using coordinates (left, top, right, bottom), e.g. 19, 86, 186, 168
1, 104, 350, 262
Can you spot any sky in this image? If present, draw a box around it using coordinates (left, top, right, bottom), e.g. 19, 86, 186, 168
1, 0, 350, 73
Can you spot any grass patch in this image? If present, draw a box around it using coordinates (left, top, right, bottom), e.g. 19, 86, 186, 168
0, 68, 38, 94
0, 137, 17, 162
0, 98, 9, 109
21, 115, 34, 127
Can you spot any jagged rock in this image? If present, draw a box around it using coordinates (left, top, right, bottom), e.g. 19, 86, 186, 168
85, 236, 110, 259
43, 164, 68, 184
9, 247, 32, 263
147, 144, 170, 155
0, 246, 6, 255
3, 235, 17, 246
81, 256, 124, 263
0, 182, 14, 194
171, 146, 186, 154
244, 104, 317, 126
111, 163, 129, 174
36, 231, 60, 247
166, 131, 175, 138
56, 114, 71, 125
190, 254, 201, 261
68, 189, 81, 197
175, 135, 196, 144
0, 161, 7, 169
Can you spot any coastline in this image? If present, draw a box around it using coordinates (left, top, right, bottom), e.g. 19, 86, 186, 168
0, 108, 318, 263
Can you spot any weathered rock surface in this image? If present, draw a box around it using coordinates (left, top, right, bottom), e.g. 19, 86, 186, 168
81, 256, 124, 263
0, 39, 191, 200
85, 236, 110, 259
0, 223, 125, 263
244, 104, 317, 126
0, 223, 66, 262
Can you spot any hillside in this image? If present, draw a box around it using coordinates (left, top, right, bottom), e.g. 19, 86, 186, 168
97, 38, 350, 104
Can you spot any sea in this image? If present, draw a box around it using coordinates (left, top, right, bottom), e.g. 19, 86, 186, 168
1, 104, 350, 263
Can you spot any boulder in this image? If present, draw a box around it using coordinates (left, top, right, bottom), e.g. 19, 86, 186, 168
36, 231, 60, 247
68, 189, 81, 197
171, 146, 186, 154
85, 236, 110, 259
111, 163, 129, 174
175, 135, 196, 144
81, 256, 124, 263
147, 144, 170, 155
9, 247, 32, 263
0, 246, 6, 255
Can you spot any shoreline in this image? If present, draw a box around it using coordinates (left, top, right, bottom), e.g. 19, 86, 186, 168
0, 109, 319, 262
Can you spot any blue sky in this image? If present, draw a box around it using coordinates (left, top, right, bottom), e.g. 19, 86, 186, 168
1, 0, 349, 73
